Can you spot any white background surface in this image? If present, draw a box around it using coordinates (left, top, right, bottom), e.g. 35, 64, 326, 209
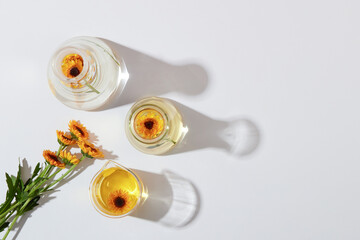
0, 0, 360, 239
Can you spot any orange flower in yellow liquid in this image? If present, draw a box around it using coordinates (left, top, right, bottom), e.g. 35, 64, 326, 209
107, 189, 137, 215
92, 167, 141, 217
134, 108, 165, 140
62, 54, 83, 78
61, 54, 84, 89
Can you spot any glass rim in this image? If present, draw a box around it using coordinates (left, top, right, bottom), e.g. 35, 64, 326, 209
52, 46, 92, 86
127, 104, 170, 144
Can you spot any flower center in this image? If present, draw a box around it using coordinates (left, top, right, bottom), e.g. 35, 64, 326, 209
144, 120, 154, 130
49, 154, 59, 162
70, 67, 80, 77
63, 134, 72, 141
75, 126, 84, 136
114, 196, 125, 208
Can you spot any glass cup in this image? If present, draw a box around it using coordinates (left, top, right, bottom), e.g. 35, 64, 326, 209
125, 97, 188, 155
48, 36, 129, 110
89, 160, 145, 218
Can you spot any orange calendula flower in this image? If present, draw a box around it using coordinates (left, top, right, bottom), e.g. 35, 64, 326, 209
43, 150, 65, 169
134, 108, 165, 140
78, 138, 104, 158
69, 120, 89, 140
59, 150, 80, 165
61, 54, 84, 79
107, 189, 137, 215
56, 130, 76, 146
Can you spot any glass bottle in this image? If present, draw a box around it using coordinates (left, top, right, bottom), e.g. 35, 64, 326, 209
48, 36, 129, 110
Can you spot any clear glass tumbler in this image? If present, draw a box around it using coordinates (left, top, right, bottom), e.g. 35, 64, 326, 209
89, 160, 145, 218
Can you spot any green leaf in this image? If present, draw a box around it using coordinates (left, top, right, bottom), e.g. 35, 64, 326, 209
0, 221, 9, 232
24, 178, 32, 188
0, 195, 11, 214
21, 196, 40, 213
28, 188, 41, 198
19, 178, 25, 191
5, 174, 14, 197
10, 175, 16, 186
32, 163, 41, 179
14, 163, 22, 191
20, 192, 29, 202
1, 164, 23, 216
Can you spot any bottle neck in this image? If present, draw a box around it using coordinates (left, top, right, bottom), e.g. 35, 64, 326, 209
52, 46, 95, 89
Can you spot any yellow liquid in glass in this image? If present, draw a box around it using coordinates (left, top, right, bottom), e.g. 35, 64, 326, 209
92, 167, 141, 216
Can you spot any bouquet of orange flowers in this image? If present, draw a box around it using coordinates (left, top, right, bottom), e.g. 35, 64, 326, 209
0, 120, 103, 240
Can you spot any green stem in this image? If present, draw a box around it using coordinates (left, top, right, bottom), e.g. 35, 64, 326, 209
56, 145, 63, 156
37, 164, 51, 180
35, 164, 50, 180
27, 166, 53, 196
84, 81, 100, 94
2, 210, 14, 222
45, 165, 76, 190
1, 214, 20, 240
1, 196, 34, 240
25, 165, 54, 199
24, 164, 51, 192
18, 198, 31, 213
47, 168, 62, 181
0, 202, 20, 220
44, 166, 54, 178
44, 155, 86, 191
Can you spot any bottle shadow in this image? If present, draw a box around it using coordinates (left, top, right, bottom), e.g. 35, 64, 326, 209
97, 38, 209, 110
131, 169, 200, 227
167, 100, 261, 158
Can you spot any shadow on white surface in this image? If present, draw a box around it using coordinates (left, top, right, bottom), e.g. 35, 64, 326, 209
168, 101, 261, 158
97, 38, 209, 110
131, 169, 200, 227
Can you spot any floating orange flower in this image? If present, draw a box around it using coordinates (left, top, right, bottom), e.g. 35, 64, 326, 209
107, 189, 137, 215
43, 150, 65, 169
56, 130, 76, 146
59, 150, 80, 165
77, 138, 104, 158
61, 54, 84, 78
134, 108, 165, 140
69, 120, 89, 140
